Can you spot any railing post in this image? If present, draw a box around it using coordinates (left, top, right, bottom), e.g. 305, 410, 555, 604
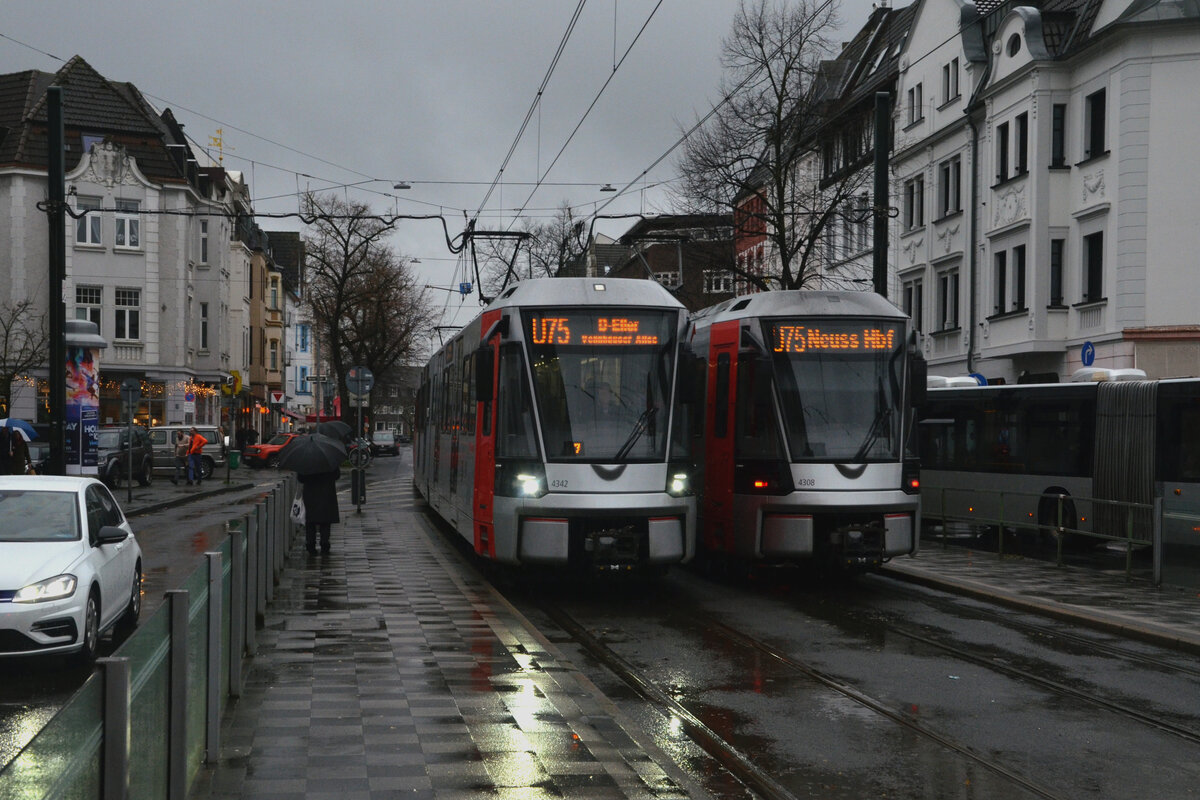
997, 492, 1006, 556
1125, 504, 1135, 579
98, 657, 130, 800
205, 552, 222, 764
229, 527, 245, 696
1055, 495, 1065, 567
244, 511, 260, 645
1153, 496, 1163, 588
940, 488, 947, 548
166, 589, 189, 800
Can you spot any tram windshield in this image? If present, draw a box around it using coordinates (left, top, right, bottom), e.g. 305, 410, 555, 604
764, 318, 905, 463
523, 308, 678, 462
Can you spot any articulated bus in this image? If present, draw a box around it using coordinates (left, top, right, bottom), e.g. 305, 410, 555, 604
681, 290, 924, 571
918, 370, 1200, 566
414, 278, 695, 572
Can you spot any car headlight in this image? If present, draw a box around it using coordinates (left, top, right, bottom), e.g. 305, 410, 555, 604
14, 574, 78, 603
495, 460, 548, 498
667, 471, 691, 497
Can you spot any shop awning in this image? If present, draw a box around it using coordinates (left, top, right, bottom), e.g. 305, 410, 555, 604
281, 408, 306, 421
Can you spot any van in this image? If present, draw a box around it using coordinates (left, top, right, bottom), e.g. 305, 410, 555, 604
147, 425, 227, 480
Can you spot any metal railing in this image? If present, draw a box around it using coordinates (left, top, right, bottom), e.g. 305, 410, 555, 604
922, 486, 1167, 583
0, 475, 297, 800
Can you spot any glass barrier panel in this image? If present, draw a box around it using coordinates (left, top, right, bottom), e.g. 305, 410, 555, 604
0, 674, 102, 800
183, 568, 210, 782
122, 604, 171, 799
219, 538, 232, 710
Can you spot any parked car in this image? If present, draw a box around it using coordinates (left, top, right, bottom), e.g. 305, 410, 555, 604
26, 441, 50, 474
0, 476, 142, 663
240, 433, 298, 468
97, 426, 154, 488
147, 425, 226, 480
370, 430, 400, 457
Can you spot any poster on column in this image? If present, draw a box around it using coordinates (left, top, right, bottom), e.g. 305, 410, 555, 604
65, 345, 101, 475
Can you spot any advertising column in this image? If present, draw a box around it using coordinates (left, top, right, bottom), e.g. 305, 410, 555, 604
64, 319, 107, 475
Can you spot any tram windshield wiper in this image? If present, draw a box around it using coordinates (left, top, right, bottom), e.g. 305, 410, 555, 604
851, 377, 891, 462
614, 406, 658, 461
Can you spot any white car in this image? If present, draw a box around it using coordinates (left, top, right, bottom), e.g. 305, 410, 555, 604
0, 476, 142, 663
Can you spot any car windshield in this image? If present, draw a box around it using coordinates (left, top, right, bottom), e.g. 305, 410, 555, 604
372, 432, 392, 443
267, 435, 291, 446
0, 490, 80, 541
97, 430, 123, 449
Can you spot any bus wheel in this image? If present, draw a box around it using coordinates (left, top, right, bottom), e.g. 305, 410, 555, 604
1038, 490, 1076, 547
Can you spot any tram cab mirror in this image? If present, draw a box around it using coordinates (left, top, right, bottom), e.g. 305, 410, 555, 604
909, 353, 928, 408
475, 346, 495, 403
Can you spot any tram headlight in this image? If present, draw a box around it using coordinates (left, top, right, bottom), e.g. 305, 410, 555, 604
496, 460, 548, 498
666, 470, 691, 497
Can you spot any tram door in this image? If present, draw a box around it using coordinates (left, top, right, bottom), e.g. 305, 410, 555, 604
472, 310, 502, 558
702, 321, 739, 552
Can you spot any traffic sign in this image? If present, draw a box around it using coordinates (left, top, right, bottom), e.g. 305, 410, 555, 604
120, 377, 140, 405
270, 391, 285, 405
1081, 341, 1096, 367
347, 366, 374, 395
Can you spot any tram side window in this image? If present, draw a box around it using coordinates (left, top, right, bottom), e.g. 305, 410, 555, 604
672, 353, 704, 460
462, 352, 475, 434
736, 355, 783, 459
497, 345, 538, 458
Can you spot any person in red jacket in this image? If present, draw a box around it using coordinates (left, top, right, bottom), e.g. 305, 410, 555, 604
186, 426, 208, 486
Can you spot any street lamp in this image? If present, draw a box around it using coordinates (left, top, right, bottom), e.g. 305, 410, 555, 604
393, 181, 411, 190
600, 183, 616, 192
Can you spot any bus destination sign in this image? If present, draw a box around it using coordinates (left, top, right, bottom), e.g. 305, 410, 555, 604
769, 323, 897, 354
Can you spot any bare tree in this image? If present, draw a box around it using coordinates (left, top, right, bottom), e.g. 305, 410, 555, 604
302, 192, 432, 416
478, 202, 587, 296
674, 0, 868, 290
0, 301, 49, 415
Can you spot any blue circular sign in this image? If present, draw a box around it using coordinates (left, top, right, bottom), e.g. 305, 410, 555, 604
1081, 341, 1096, 367
184, 391, 196, 403
968, 372, 987, 386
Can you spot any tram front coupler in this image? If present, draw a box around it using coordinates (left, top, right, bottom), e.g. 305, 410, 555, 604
829, 522, 886, 569
583, 522, 640, 567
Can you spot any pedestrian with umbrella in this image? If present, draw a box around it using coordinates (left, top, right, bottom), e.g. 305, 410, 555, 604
278, 433, 346, 555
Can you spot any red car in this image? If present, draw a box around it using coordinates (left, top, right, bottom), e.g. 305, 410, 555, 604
240, 433, 297, 468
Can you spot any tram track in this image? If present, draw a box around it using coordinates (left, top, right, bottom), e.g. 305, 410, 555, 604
537, 598, 1073, 800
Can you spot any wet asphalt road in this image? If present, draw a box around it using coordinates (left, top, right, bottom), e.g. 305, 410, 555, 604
0, 466, 289, 770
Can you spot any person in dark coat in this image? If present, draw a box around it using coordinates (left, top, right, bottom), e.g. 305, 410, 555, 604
298, 467, 340, 554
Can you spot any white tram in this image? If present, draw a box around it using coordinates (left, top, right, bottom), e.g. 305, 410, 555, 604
414, 278, 696, 570
682, 290, 924, 570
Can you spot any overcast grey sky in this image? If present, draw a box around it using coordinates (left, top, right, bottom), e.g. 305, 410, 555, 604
2, 0, 877, 328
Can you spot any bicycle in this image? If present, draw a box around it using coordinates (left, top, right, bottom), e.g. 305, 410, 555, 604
348, 439, 373, 469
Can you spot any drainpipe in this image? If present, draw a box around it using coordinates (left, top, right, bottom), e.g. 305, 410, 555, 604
966, 114, 980, 373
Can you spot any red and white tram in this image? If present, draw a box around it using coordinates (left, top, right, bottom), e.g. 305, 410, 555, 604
682, 290, 924, 570
414, 278, 696, 571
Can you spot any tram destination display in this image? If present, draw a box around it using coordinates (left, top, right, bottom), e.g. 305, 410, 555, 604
527, 310, 669, 347
767, 320, 901, 354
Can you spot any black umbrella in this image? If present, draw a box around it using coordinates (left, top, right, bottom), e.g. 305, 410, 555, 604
316, 420, 352, 443
276, 433, 347, 475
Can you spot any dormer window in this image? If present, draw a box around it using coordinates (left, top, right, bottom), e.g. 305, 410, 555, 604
1007, 34, 1021, 57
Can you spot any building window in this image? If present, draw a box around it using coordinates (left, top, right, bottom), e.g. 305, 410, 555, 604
298, 365, 311, 395
269, 276, 280, 310
1013, 244, 1026, 310
996, 122, 1010, 182
1083, 231, 1104, 302
938, 156, 961, 217
114, 200, 140, 249
200, 302, 209, 351
1015, 113, 1029, 175
653, 271, 680, 287
942, 58, 959, 104
854, 194, 870, 253
938, 271, 959, 330
994, 251, 1007, 314
704, 270, 735, 293
75, 285, 102, 334
1085, 89, 1106, 159
903, 278, 924, 333
199, 219, 209, 264
75, 197, 102, 245
1051, 104, 1067, 167
114, 289, 140, 341
1049, 238, 1065, 306
907, 82, 924, 125
298, 324, 310, 352
269, 340, 279, 371
904, 176, 925, 230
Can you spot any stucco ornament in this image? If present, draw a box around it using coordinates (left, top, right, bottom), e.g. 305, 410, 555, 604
1083, 170, 1105, 202
82, 141, 138, 188
902, 237, 924, 265
993, 187, 1025, 227
936, 223, 960, 254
